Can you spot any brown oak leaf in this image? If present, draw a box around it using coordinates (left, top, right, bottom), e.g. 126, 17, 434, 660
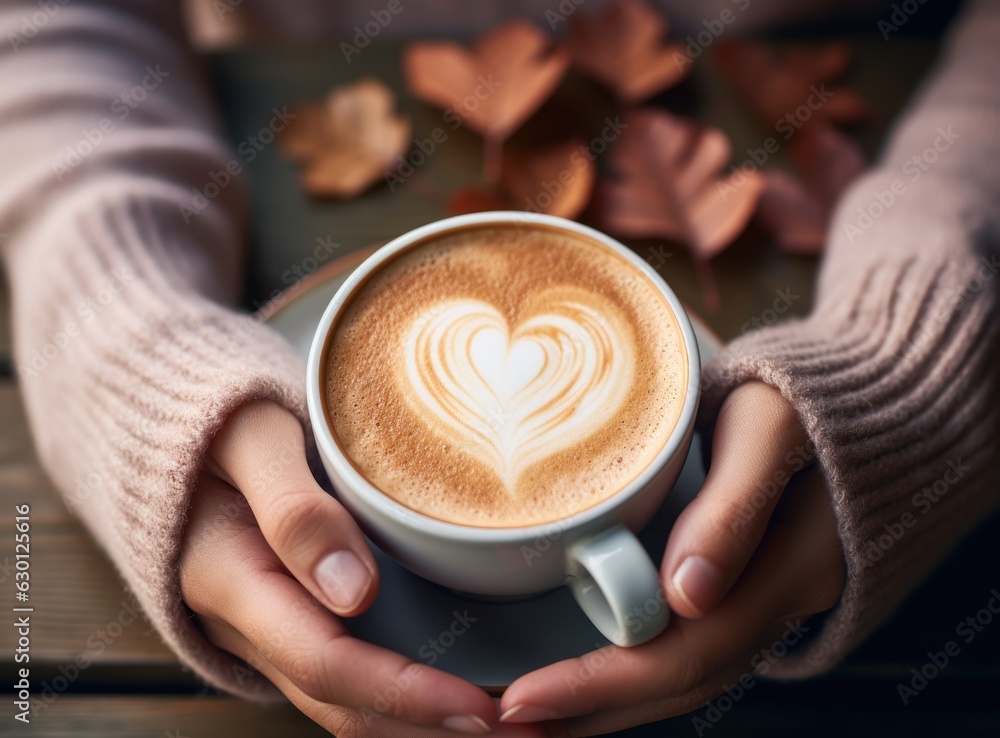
713, 39, 868, 131
449, 138, 596, 219
404, 20, 570, 181
280, 78, 410, 199
601, 109, 764, 308
567, 0, 689, 104
757, 123, 867, 253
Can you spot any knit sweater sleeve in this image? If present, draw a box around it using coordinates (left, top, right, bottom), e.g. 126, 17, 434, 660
700, 0, 1000, 678
0, 0, 296, 699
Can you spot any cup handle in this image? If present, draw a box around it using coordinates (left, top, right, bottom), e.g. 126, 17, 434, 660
566, 525, 669, 647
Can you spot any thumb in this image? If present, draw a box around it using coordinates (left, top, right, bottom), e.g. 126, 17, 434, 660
207, 399, 379, 617
662, 381, 813, 618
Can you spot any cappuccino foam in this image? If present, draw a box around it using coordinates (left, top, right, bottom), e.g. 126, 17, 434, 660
324, 225, 688, 528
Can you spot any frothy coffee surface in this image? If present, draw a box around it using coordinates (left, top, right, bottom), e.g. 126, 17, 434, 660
324, 226, 688, 528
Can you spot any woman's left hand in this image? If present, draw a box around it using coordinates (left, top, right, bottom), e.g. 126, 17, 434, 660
499, 382, 847, 735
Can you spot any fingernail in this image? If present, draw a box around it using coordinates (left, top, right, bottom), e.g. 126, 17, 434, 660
314, 550, 371, 610
442, 714, 492, 734
499, 704, 559, 723
672, 555, 725, 615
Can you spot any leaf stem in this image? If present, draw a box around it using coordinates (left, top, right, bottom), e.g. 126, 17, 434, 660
694, 257, 720, 312
483, 136, 503, 184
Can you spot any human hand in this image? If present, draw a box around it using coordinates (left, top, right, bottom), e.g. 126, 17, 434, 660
499, 382, 846, 734
179, 400, 541, 737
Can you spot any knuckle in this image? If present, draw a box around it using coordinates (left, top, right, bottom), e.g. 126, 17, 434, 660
381, 662, 428, 722
283, 648, 328, 701
263, 489, 335, 556
673, 648, 706, 695
672, 625, 708, 694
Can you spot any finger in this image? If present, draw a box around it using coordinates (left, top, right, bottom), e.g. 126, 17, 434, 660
556, 661, 751, 737
220, 636, 551, 738
186, 481, 499, 733
498, 595, 778, 725
502, 528, 795, 720
209, 399, 379, 617
663, 381, 812, 617
500, 465, 842, 725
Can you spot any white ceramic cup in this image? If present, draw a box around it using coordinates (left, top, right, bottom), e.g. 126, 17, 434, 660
307, 212, 700, 647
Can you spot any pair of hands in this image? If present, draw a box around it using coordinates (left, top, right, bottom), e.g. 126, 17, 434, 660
179, 381, 845, 736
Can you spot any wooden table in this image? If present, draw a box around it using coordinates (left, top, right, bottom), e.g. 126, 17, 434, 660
2, 33, 999, 737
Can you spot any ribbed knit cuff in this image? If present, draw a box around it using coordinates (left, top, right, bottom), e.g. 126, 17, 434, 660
8, 179, 307, 701
699, 170, 1000, 678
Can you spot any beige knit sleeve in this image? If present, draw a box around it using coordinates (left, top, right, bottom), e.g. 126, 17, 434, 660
0, 0, 297, 699
700, 0, 1000, 678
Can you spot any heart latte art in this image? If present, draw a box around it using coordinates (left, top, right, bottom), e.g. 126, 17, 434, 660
325, 227, 688, 528
404, 298, 634, 490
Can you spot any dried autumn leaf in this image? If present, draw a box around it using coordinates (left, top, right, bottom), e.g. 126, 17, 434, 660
567, 0, 689, 104
404, 21, 570, 180
757, 123, 866, 253
713, 39, 868, 131
280, 78, 410, 199
601, 110, 765, 308
449, 138, 596, 219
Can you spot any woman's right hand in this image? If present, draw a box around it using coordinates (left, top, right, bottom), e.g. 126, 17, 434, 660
178, 400, 540, 737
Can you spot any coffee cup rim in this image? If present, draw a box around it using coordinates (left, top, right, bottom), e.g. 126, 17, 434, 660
306, 211, 701, 543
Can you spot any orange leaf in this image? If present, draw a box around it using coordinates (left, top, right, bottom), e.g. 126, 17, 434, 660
449, 139, 596, 220
448, 187, 510, 215
713, 39, 868, 130
404, 21, 570, 145
601, 109, 764, 260
757, 123, 866, 253
568, 0, 689, 104
280, 79, 410, 199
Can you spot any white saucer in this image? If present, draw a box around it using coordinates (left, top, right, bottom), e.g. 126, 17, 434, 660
263, 249, 721, 694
